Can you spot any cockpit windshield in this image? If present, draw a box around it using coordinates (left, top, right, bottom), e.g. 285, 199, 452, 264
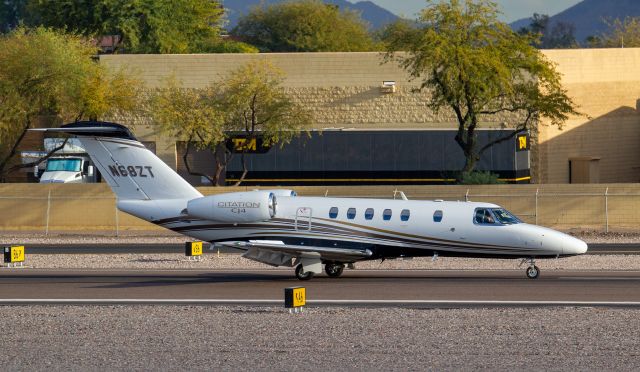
474, 208, 522, 225
491, 208, 522, 224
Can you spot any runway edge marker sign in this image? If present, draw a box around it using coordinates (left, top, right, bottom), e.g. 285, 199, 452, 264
4, 246, 25, 268
285, 287, 306, 314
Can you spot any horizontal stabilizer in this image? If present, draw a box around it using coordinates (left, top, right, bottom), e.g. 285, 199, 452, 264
30, 121, 136, 140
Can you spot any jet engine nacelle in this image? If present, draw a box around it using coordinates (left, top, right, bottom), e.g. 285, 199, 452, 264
187, 191, 276, 223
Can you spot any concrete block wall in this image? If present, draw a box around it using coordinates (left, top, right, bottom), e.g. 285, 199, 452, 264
539, 49, 640, 184
101, 49, 640, 184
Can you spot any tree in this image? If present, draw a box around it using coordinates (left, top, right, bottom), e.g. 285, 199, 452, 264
232, 0, 376, 52
25, 0, 225, 53
220, 60, 313, 185
384, 0, 580, 179
518, 13, 577, 49
588, 17, 640, 48
150, 79, 227, 185
151, 61, 312, 186
0, 27, 142, 180
0, 0, 27, 33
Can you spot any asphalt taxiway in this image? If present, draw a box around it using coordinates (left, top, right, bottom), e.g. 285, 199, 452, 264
2, 269, 640, 307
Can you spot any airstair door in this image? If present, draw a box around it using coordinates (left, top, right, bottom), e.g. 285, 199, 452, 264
295, 207, 313, 231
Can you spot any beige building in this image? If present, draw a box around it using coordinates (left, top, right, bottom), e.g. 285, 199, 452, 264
97, 50, 640, 184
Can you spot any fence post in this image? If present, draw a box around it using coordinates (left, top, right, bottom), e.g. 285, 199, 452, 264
605, 187, 609, 233
45, 190, 51, 236
115, 198, 119, 238
535, 188, 539, 225
465, 189, 469, 202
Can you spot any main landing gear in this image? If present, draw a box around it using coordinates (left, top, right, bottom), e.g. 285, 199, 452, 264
521, 258, 540, 279
295, 264, 314, 281
295, 262, 346, 280
324, 263, 345, 278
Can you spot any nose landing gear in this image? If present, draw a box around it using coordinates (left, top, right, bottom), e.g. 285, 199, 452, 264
521, 258, 540, 279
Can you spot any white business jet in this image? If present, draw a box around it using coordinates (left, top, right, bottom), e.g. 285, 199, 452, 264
35, 122, 588, 280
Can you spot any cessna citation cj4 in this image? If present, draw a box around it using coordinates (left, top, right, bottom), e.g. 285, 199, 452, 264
34, 122, 588, 280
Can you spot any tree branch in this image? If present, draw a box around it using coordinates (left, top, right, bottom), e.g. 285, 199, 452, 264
182, 136, 215, 185
6, 137, 69, 174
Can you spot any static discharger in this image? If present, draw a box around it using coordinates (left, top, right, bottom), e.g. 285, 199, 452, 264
4, 246, 25, 268
285, 287, 306, 314
185, 241, 203, 261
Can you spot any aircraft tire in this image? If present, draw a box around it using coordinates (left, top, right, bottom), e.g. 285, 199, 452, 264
325, 263, 345, 278
526, 265, 540, 279
295, 264, 314, 281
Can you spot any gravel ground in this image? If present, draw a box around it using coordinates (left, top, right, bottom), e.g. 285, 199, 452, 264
0, 306, 638, 371
5, 253, 640, 271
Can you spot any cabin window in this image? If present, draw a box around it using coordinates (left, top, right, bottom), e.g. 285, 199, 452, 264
474, 208, 496, 225
400, 209, 410, 222
383, 209, 392, 221
347, 208, 356, 220
329, 207, 338, 219
433, 210, 443, 222
365, 208, 374, 220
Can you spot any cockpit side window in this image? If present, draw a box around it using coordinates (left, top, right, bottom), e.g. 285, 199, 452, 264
433, 210, 443, 222
474, 208, 495, 225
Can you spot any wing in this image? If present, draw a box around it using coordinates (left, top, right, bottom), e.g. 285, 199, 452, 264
216, 240, 373, 267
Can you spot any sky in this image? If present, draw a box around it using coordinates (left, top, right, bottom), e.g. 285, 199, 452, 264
366, 0, 583, 22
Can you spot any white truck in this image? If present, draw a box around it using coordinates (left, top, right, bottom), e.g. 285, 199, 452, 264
28, 138, 100, 183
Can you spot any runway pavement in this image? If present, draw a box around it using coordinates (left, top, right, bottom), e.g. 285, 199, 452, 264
17, 243, 640, 255
2, 269, 640, 307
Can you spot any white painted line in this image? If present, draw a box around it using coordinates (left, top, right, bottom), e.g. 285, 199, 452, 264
0, 299, 639, 307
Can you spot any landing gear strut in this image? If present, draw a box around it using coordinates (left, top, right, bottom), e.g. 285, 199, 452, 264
324, 263, 345, 278
522, 258, 540, 279
295, 264, 314, 281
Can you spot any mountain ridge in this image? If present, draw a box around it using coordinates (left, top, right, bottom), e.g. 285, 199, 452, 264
510, 0, 640, 43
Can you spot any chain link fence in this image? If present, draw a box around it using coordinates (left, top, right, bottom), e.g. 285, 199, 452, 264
0, 184, 638, 235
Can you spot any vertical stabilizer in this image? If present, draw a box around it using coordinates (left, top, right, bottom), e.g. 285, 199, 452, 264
33, 122, 202, 201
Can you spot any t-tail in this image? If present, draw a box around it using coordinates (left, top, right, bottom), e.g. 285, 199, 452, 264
32, 121, 202, 222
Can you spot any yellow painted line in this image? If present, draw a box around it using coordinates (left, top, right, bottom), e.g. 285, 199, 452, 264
498, 176, 532, 182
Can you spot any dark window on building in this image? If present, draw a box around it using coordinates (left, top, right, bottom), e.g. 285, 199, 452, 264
383, 209, 392, 221
433, 210, 443, 222
347, 208, 356, 219
401, 209, 410, 222
364, 208, 374, 220
329, 207, 338, 219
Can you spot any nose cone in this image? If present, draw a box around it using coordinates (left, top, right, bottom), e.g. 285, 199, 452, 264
564, 236, 589, 256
